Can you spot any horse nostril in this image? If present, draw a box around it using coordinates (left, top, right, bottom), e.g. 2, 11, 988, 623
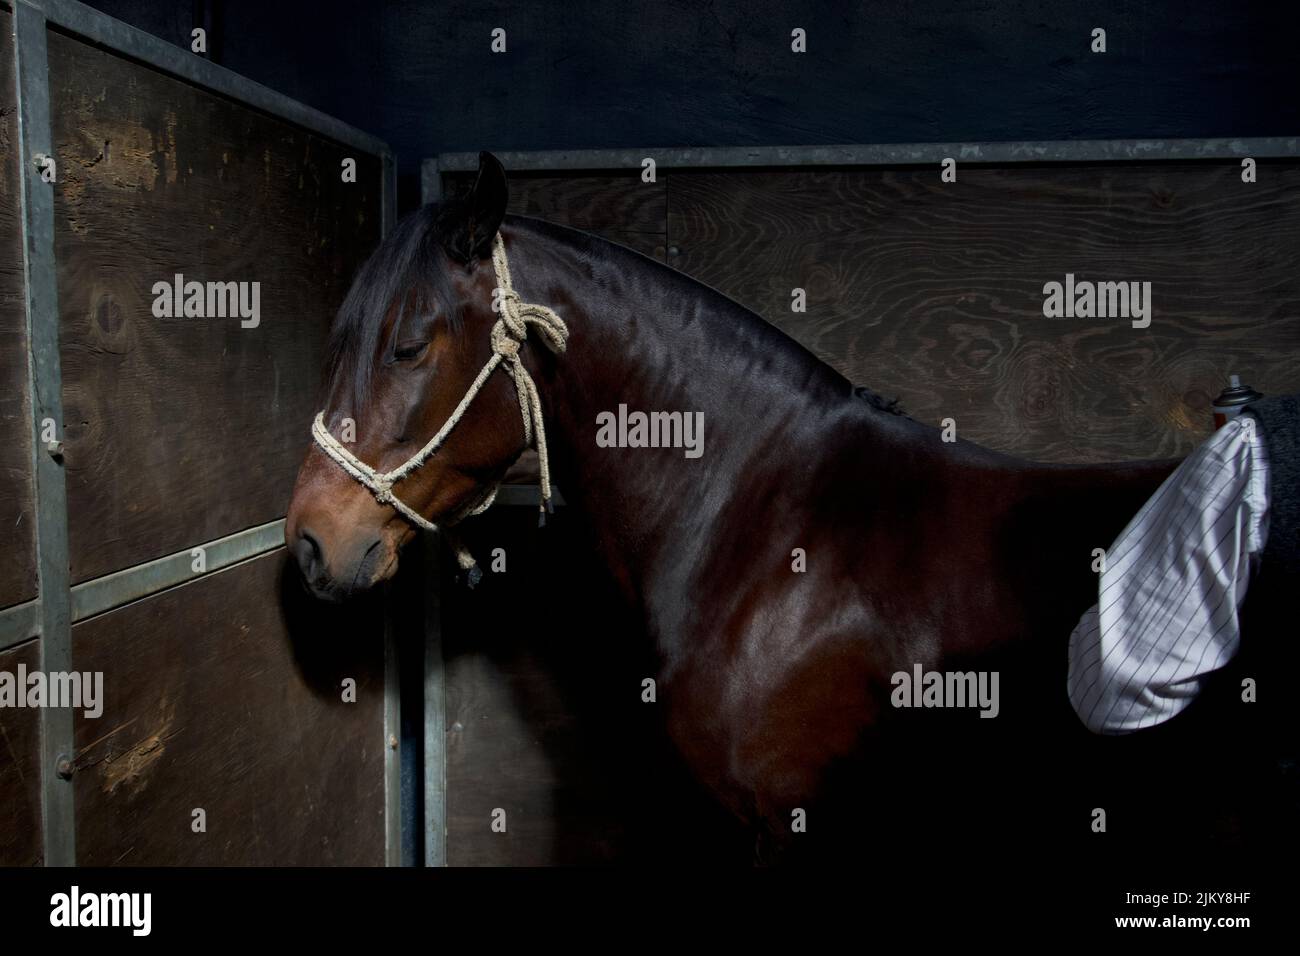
295, 527, 324, 579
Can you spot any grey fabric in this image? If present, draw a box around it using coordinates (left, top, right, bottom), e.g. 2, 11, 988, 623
1245, 394, 1300, 577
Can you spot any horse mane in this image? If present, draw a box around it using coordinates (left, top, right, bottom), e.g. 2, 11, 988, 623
853, 385, 908, 417
500, 213, 912, 420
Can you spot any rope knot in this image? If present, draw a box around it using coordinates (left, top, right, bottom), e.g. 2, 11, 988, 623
491, 320, 523, 358
503, 310, 528, 338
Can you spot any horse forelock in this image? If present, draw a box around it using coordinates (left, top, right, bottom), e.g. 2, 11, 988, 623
324, 203, 464, 415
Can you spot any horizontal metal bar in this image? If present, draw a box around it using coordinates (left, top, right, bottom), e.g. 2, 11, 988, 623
0, 600, 40, 652
70, 519, 286, 622
22, 0, 390, 159
493, 484, 567, 508
0, 501, 568, 639
431, 137, 1300, 175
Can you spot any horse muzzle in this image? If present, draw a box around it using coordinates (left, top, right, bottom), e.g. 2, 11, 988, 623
286, 515, 401, 602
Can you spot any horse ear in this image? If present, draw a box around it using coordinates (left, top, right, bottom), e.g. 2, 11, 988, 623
441, 151, 508, 265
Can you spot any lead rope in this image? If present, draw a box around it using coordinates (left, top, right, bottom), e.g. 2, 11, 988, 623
311, 232, 569, 584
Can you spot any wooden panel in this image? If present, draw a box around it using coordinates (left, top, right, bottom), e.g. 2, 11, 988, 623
442, 510, 749, 865
0, 8, 38, 609
444, 171, 666, 261
70, 550, 386, 865
668, 164, 1300, 462
48, 32, 383, 583
0, 639, 43, 866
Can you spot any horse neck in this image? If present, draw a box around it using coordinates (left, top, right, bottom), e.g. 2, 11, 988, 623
500, 217, 867, 600
496, 219, 1173, 663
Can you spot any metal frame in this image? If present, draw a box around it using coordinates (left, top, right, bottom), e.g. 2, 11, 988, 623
30, 0, 387, 157
422, 533, 446, 867
380, 151, 402, 866
2, 517, 290, 638
424, 136, 1300, 199
14, 0, 74, 869
70, 520, 286, 622
3, 0, 398, 866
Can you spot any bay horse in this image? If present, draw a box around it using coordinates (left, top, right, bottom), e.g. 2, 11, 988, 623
286, 152, 1242, 864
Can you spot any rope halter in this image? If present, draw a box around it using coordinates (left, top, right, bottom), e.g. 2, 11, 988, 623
311, 232, 569, 580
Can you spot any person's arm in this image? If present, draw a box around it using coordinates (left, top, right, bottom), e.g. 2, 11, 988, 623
1066, 417, 1269, 734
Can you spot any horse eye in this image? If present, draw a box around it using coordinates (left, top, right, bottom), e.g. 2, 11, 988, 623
393, 341, 428, 362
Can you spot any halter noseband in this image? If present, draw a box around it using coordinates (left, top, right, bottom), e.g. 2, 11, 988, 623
311, 232, 569, 578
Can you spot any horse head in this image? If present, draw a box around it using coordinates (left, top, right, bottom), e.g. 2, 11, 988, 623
286, 152, 544, 600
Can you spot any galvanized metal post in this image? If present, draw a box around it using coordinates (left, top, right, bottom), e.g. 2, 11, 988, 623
380, 149, 404, 867
423, 532, 446, 867
416, 163, 448, 867
14, 0, 75, 867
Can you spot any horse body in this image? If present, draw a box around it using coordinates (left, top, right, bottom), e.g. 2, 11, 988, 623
493, 215, 1177, 843
287, 157, 1180, 857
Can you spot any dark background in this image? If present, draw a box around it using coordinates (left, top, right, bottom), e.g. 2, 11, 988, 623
83, 0, 1300, 208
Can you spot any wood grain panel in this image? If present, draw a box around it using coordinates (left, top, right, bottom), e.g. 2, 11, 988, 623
48, 32, 383, 582
0, 9, 38, 609
668, 164, 1300, 463
70, 550, 387, 865
444, 171, 666, 261
0, 639, 43, 866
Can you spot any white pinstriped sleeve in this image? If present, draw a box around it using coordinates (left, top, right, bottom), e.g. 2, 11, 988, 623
1066, 417, 1270, 735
